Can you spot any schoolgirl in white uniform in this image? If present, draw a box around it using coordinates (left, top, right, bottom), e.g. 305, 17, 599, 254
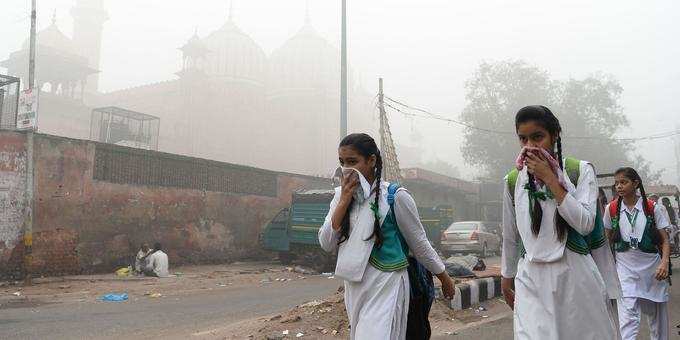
603, 167, 671, 340
318, 133, 455, 340
501, 105, 617, 339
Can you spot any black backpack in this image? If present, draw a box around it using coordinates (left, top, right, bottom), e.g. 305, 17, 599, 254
387, 183, 436, 339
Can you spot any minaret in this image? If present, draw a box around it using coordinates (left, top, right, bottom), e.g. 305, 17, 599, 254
177, 30, 209, 157
71, 0, 108, 94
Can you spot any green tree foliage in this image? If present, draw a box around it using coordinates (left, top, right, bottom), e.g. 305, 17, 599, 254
460, 60, 661, 182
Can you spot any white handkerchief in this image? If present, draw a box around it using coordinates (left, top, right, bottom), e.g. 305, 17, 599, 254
341, 167, 372, 204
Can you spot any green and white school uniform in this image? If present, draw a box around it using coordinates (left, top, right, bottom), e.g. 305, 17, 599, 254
603, 198, 670, 340
501, 159, 617, 340
318, 180, 445, 340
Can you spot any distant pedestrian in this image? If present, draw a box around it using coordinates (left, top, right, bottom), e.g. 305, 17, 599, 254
604, 167, 671, 340
318, 133, 455, 340
661, 197, 679, 254
501, 105, 617, 339
144, 242, 169, 277
661, 197, 677, 227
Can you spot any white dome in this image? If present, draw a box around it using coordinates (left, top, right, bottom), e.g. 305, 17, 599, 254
202, 20, 267, 85
22, 20, 78, 56
269, 24, 339, 93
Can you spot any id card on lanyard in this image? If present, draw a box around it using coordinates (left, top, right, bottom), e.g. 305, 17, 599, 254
626, 210, 640, 249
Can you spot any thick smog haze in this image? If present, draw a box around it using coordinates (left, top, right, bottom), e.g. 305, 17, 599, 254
2, 0, 679, 184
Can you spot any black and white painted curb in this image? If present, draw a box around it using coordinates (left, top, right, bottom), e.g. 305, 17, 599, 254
436, 276, 502, 310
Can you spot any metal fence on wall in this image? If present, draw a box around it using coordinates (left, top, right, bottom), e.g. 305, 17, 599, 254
0, 75, 20, 130
90, 106, 160, 151
93, 144, 279, 197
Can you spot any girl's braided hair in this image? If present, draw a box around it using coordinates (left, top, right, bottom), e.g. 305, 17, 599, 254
337, 133, 384, 248
515, 105, 569, 240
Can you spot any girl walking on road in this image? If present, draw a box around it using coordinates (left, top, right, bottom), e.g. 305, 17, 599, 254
603, 167, 671, 340
501, 105, 617, 339
318, 133, 455, 340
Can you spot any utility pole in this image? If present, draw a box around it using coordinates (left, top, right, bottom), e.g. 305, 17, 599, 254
24, 0, 37, 286
28, 0, 37, 89
377, 78, 402, 183
675, 124, 680, 187
340, 0, 347, 138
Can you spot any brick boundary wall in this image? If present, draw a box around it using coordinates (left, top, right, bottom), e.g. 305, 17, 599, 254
0, 131, 330, 279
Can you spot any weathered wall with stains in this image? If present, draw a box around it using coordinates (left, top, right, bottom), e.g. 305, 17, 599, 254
0, 131, 27, 279
0, 131, 330, 278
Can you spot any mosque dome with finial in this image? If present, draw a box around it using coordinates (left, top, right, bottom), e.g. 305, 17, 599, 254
268, 12, 339, 94
22, 12, 79, 56
200, 5, 267, 85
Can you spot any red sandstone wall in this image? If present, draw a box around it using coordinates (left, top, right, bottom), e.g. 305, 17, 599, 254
0, 131, 27, 279
0, 131, 329, 278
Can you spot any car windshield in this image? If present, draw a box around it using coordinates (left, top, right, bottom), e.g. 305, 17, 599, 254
447, 223, 477, 232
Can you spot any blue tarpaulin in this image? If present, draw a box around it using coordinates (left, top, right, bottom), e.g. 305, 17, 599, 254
100, 293, 128, 302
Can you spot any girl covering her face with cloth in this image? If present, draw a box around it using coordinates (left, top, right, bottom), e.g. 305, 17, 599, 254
603, 167, 671, 340
318, 133, 455, 340
500, 105, 618, 339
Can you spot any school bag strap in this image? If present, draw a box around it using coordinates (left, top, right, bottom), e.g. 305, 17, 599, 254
608, 198, 658, 253
608, 198, 655, 218
385, 181, 436, 338
564, 157, 581, 186
387, 182, 400, 207
507, 168, 519, 202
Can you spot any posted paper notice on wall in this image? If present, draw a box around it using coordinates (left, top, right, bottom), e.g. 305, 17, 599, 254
17, 88, 39, 130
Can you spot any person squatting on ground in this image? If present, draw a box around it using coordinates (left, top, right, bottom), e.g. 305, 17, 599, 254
318, 133, 455, 340
144, 242, 170, 278
501, 105, 619, 339
603, 167, 671, 340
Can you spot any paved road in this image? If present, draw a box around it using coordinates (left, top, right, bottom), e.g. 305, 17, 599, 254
0, 275, 342, 340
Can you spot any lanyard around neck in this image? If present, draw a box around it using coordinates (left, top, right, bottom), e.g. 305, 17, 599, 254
625, 209, 639, 230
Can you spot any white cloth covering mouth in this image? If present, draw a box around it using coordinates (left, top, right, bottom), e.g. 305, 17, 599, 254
341, 167, 373, 203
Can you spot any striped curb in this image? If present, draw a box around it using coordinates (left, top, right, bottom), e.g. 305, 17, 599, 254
436, 276, 502, 310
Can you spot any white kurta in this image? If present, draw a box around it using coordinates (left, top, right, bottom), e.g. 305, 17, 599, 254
501, 160, 617, 340
319, 181, 445, 340
603, 198, 670, 340
603, 198, 670, 302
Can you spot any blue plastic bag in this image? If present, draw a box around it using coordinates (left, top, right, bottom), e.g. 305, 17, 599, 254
100, 293, 128, 302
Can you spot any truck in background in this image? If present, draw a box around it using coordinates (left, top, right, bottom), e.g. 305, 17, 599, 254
261, 190, 454, 271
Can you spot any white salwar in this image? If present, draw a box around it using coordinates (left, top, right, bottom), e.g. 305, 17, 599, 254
603, 198, 671, 340
319, 181, 445, 340
502, 160, 617, 340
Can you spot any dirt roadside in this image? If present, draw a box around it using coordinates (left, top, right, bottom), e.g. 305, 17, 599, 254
0, 261, 321, 306
1, 261, 507, 339
189, 290, 509, 339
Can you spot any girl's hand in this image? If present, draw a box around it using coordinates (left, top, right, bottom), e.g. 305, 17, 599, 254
501, 277, 515, 310
340, 171, 358, 204
437, 272, 455, 300
525, 151, 556, 184
655, 261, 669, 281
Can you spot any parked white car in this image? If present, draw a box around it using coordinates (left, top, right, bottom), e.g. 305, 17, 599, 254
440, 221, 501, 258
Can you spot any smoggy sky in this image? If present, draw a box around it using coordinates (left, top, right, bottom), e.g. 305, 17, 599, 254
2, 0, 679, 184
